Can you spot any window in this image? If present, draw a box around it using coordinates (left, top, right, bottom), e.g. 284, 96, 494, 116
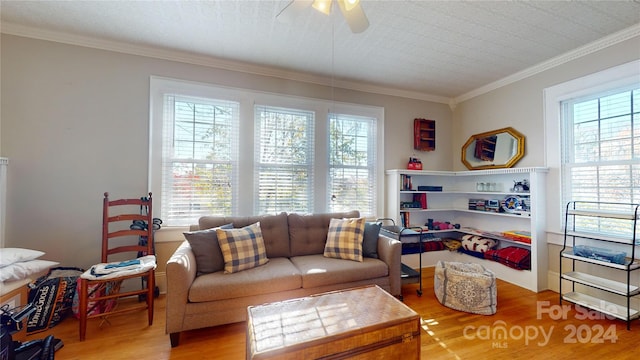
254, 106, 315, 214
328, 113, 378, 214
561, 87, 639, 236
150, 77, 384, 226
544, 60, 639, 238
160, 95, 239, 225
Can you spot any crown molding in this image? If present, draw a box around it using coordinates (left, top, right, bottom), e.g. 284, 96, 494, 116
2, 21, 637, 106
454, 23, 640, 104
0, 22, 450, 104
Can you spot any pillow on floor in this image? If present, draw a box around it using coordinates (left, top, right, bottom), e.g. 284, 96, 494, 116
184, 223, 233, 275
324, 218, 365, 262
216, 222, 269, 274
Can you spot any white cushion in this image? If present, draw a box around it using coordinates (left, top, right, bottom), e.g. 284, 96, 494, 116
0, 259, 59, 282
0, 248, 45, 267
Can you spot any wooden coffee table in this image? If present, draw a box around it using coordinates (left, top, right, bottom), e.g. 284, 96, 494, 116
246, 285, 420, 359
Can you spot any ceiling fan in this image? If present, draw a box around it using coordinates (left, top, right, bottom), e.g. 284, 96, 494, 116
277, 0, 370, 33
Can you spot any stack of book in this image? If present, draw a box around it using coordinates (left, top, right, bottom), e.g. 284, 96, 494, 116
501, 230, 531, 244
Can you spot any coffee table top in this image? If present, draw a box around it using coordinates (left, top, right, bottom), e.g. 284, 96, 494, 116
247, 285, 419, 355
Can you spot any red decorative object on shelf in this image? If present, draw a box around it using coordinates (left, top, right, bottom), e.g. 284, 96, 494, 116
407, 157, 422, 170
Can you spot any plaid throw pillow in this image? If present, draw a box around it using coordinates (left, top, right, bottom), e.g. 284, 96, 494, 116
323, 218, 365, 262
216, 222, 269, 274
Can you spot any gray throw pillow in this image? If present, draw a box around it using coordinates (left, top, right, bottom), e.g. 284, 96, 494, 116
184, 223, 233, 275
362, 221, 382, 258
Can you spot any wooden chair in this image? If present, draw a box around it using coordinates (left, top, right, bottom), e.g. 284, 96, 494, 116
78, 192, 156, 341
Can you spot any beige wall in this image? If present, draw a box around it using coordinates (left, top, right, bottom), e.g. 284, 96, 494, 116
452, 36, 640, 171
2, 32, 638, 292
453, 35, 640, 293
0, 34, 451, 275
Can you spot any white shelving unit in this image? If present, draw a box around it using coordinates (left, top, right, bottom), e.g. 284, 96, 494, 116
559, 201, 640, 329
385, 167, 549, 292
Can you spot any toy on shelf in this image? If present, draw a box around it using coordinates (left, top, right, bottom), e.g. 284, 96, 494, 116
426, 219, 460, 230
511, 179, 529, 192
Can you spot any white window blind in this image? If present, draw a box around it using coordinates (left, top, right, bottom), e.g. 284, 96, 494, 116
161, 95, 239, 225
254, 105, 314, 214
328, 113, 377, 217
151, 77, 384, 223
561, 86, 639, 237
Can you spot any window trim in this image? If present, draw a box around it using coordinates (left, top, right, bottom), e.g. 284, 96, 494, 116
543, 60, 640, 236
149, 77, 248, 221
149, 76, 385, 225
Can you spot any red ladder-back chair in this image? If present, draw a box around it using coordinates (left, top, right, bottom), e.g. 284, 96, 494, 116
77, 192, 155, 341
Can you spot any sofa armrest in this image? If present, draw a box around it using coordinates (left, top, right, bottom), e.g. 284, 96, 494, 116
165, 240, 197, 335
376, 234, 402, 297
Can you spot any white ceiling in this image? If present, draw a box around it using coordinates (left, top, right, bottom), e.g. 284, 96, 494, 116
1, 0, 639, 102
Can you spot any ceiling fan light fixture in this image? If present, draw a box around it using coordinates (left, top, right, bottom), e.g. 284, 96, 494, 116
279, 0, 369, 33
312, 0, 332, 15
336, 0, 369, 33
343, 0, 359, 11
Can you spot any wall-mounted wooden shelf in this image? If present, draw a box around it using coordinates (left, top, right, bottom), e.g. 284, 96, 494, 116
413, 118, 435, 151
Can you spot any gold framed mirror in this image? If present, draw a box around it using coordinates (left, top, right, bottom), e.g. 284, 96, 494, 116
461, 127, 525, 170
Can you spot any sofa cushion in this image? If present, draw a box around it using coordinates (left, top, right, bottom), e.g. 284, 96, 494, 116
184, 223, 233, 275
290, 254, 388, 289
323, 217, 365, 262
363, 221, 382, 258
188, 258, 301, 302
216, 222, 269, 274
199, 212, 290, 258
288, 211, 360, 256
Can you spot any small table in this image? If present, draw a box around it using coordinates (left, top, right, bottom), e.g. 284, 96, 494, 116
246, 285, 420, 360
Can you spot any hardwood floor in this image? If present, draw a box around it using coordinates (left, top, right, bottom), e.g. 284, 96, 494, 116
24, 267, 639, 359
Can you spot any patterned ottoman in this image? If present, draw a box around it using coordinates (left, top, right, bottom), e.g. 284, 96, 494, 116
434, 261, 497, 315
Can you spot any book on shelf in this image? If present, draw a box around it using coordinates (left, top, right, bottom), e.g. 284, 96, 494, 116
502, 230, 531, 244
401, 174, 413, 190
401, 212, 410, 227
413, 193, 427, 209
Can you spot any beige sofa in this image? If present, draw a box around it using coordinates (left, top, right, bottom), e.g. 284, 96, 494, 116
165, 211, 402, 347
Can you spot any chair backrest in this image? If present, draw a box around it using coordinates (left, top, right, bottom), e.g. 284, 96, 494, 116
102, 192, 154, 263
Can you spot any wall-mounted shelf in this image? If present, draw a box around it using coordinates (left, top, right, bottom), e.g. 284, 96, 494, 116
413, 118, 435, 151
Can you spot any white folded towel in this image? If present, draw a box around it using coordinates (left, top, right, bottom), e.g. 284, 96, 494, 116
81, 255, 156, 280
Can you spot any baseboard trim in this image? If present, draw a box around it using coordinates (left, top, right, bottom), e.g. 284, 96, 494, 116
547, 270, 560, 293
155, 271, 167, 295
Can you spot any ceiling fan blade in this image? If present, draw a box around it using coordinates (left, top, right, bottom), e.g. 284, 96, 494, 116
337, 0, 369, 33
277, 0, 313, 23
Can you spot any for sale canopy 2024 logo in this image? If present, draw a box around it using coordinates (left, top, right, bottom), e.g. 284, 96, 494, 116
463, 301, 618, 348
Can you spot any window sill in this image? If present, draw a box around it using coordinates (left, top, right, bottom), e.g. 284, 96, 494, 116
154, 226, 189, 243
